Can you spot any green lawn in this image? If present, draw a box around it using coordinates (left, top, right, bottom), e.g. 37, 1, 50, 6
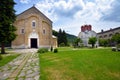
0, 53, 20, 67
39, 47, 120, 80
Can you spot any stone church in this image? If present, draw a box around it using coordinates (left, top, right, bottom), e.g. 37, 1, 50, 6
12, 6, 57, 49
78, 25, 98, 47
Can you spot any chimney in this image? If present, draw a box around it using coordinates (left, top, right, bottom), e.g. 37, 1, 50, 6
101, 29, 104, 32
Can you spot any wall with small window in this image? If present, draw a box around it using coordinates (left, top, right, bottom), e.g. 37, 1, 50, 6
32, 20, 36, 28
20, 28, 25, 34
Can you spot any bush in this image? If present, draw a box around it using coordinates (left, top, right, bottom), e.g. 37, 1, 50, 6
37, 48, 48, 53
0, 55, 2, 60
54, 48, 58, 53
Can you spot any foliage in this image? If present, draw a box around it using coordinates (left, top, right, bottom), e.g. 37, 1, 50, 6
0, 55, 2, 60
58, 29, 68, 46
73, 38, 83, 48
54, 48, 58, 53
99, 39, 109, 47
0, 0, 17, 54
37, 48, 48, 53
112, 33, 120, 44
88, 37, 97, 48
66, 34, 77, 45
117, 44, 120, 48
52, 30, 77, 46
40, 48, 120, 80
59, 43, 65, 47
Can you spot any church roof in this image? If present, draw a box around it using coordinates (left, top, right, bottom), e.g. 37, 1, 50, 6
97, 27, 120, 34
16, 6, 52, 23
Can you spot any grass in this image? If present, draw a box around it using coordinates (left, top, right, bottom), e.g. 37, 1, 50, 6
39, 47, 120, 80
0, 53, 20, 67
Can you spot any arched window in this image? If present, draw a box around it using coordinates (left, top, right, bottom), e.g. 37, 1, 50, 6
32, 20, 36, 28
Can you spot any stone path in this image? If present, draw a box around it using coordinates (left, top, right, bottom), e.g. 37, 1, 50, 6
0, 49, 40, 80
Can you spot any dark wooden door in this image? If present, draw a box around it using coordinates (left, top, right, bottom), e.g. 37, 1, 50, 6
31, 38, 37, 48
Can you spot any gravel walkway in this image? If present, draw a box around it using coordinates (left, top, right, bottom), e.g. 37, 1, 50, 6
0, 49, 40, 80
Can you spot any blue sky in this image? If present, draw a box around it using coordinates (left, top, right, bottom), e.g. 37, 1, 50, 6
14, 0, 120, 36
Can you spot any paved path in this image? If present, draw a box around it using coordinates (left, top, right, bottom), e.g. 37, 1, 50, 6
0, 49, 40, 80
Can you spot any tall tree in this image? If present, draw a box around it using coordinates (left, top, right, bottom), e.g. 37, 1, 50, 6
62, 30, 67, 46
88, 37, 97, 48
57, 29, 68, 46
0, 0, 17, 54
58, 29, 62, 46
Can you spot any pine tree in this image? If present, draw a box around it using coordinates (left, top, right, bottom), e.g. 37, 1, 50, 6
58, 29, 62, 46
62, 30, 67, 46
0, 0, 17, 54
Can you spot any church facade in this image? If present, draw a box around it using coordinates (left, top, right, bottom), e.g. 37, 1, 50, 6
12, 6, 57, 49
78, 25, 98, 47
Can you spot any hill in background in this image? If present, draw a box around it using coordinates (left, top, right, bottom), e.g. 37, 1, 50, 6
52, 30, 77, 44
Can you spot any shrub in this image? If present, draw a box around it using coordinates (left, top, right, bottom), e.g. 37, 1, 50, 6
54, 48, 58, 53
0, 55, 2, 60
37, 48, 48, 53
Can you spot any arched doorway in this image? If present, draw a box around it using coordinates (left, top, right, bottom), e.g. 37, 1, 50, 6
28, 32, 39, 48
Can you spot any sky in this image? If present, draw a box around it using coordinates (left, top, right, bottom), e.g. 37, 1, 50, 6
14, 0, 120, 36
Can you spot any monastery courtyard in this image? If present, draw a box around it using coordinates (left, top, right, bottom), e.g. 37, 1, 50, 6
0, 49, 39, 80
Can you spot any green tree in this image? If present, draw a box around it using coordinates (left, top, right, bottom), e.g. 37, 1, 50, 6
0, 0, 17, 54
74, 38, 83, 47
88, 37, 97, 48
52, 30, 58, 37
58, 29, 62, 46
62, 30, 67, 46
99, 39, 108, 47
58, 29, 68, 46
112, 33, 120, 45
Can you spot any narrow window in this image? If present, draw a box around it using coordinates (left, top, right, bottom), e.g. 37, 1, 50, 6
43, 29, 45, 34
21, 29, 25, 34
32, 20, 36, 28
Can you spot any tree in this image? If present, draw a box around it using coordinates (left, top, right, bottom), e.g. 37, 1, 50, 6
88, 37, 97, 48
112, 33, 120, 45
62, 30, 67, 46
74, 38, 83, 47
57, 29, 68, 46
0, 0, 17, 54
58, 29, 62, 46
99, 39, 108, 47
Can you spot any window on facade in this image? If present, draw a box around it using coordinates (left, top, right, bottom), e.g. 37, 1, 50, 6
43, 29, 45, 34
109, 34, 112, 37
32, 20, 36, 28
21, 29, 25, 34
104, 35, 107, 38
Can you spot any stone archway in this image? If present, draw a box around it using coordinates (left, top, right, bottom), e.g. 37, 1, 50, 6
28, 32, 39, 48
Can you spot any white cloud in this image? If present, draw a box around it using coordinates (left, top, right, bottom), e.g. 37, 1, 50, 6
36, 0, 84, 22
20, 0, 30, 4
34, 0, 120, 35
